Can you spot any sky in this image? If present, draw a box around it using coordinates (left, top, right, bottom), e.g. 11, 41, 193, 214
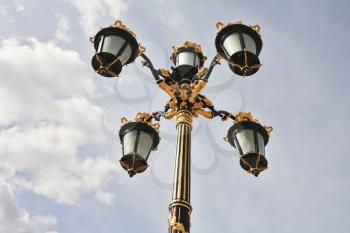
0, 0, 350, 232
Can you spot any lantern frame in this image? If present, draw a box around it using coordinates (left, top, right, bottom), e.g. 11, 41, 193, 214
119, 121, 160, 177
91, 21, 140, 77
227, 120, 269, 176
215, 22, 262, 76
170, 41, 206, 84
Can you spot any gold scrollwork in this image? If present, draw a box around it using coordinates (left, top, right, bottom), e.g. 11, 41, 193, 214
196, 67, 206, 77
120, 117, 130, 126
235, 112, 273, 135
158, 81, 178, 103
189, 80, 206, 103
216, 21, 261, 34
214, 53, 221, 64
135, 112, 161, 133
250, 24, 261, 33
194, 109, 213, 119
135, 112, 152, 122
111, 20, 136, 37
172, 41, 203, 54
216, 21, 242, 31
159, 68, 171, 77
138, 44, 146, 56
168, 216, 188, 233
121, 112, 160, 133
265, 126, 273, 135
235, 112, 256, 123
165, 110, 177, 120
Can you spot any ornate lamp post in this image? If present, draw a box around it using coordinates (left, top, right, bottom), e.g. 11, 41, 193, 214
90, 20, 273, 233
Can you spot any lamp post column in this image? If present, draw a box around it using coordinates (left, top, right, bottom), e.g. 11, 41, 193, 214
168, 110, 193, 233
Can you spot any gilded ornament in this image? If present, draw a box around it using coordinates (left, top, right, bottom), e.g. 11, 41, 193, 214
172, 41, 203, 54
168, 216, 188, 233
176, 110, 193, 129
216, 21, 261, 34
111, 20, 136, 37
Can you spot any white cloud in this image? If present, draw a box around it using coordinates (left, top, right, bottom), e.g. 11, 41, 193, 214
0, 37, 119, 206
54, 15, 70, 43
0, 179, 57, 233
159, 11, 183, 31
95, 191, 116, 205
69, 0, 130, 36
14, 0, 24, 12
0, 5, 8, 16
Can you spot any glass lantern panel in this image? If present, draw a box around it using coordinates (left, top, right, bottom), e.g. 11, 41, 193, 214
242, 33, 257, 54
136, 131, 154, 160
177, 52, 197, 67
236, 129, 256, 155
257, 132, 265, 156
119, 44, 132, 65
123, 130, 137, 155
193, 54, 200, 67
101, 35, 125, 56
223, 33, 241, 57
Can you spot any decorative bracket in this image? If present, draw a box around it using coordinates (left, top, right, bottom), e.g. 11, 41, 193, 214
168, 216, 188, 233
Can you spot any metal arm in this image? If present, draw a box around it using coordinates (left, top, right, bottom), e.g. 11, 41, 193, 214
140, 53, 161, 81
196, 94, 236, 121
202, 54, 221, 82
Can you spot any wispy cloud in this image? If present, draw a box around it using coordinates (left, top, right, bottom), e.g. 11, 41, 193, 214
0, 179, 57, 233
68, 0, 130, 36
54, 14, 70, 43
0, 37, 119, 206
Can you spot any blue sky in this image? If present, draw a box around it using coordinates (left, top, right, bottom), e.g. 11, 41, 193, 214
0, 0, 350, 232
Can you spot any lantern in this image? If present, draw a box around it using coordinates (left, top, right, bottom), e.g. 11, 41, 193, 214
171, 41, 206, 84
215, 21, 262, 76
119, 121, 160, 177
91, 20, 140, 77
227, 113, 270, 177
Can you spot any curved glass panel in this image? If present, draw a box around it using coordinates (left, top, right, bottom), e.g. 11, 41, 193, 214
137, 131, 153, 160
223, 33, 241, 57
242, 33, 257, 54
257, 132, 265, 156
236, 129, 256, 155
101, 35, 125, 55
177, 51, 198, 67
119, 44, 132, 65
123, 131, 137, 155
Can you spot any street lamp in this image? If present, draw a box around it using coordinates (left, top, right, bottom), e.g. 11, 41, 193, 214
226, 112, 271, 177
119, 114, 160, 177
90, 20, 273, 233
91, 20, 144, 77
215, 21, 263, 76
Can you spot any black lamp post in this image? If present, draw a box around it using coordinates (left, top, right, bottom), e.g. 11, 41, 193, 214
90, 20, 273, 233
